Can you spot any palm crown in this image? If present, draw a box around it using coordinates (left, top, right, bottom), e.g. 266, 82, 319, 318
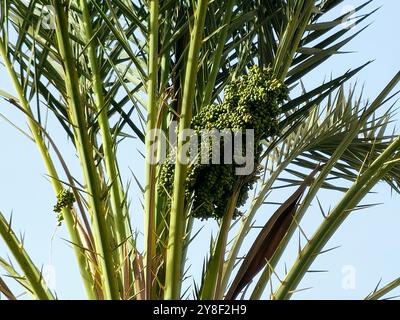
0, 0, 400, 300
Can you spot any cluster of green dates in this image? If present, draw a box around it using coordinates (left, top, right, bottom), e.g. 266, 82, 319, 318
159, 66, 287, 220
54, 189, 76, 225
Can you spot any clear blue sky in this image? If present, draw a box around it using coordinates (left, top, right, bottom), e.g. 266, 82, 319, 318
1, 0, 400, 300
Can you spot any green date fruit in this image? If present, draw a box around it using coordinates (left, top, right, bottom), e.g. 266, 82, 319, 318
159, 66, 287, 220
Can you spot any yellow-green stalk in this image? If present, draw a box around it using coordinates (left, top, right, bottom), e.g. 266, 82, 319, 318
274, 147, 398, 299
273, 0, 314, 80
144, 0, 159, 300
164, 0, 209, 300
272, 73, 400, 299
201, 189, 240, 299
0, 212, 53, 300
251, 72, 400, 299
202, 0, 235, 107
78, 0, 129, 288
0, 37, 96, 299
52, 1, 119, 300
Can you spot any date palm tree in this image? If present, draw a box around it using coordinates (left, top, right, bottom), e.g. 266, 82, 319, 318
0, 0, 400, 300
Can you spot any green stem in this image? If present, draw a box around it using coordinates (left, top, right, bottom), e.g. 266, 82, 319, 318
79, 0, 128, 286
0, 212, 53, 300
366, 277, 400, 300
53, 1, 119, 300
144, 0, 159, 300
202, 0, 235, 107
164, 0, 209, 300
273, 0, 314, 81
251, 72, 400, 299
201, 189, 239, 299
0, 257, 32, 294
274, 133, 400, 299
0, 37, 96, 299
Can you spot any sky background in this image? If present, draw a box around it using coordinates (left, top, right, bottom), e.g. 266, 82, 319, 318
1, 0, 400, 300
